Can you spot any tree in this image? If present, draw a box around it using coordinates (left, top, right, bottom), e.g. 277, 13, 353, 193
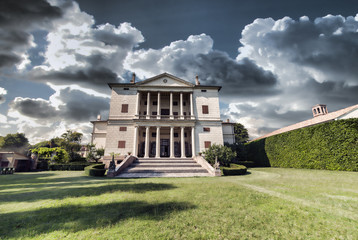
234, 123, 249, 144
86, 144, 104, 163
202, 144, 236, 167
0, 133, 29, 154
60, 130, 83, 162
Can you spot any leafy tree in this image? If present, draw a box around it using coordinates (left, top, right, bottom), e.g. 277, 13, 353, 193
60, 130, 83, 162
202, 144, 236, 167
86, 144, 105, 163
31, 147, 69, 163
0, 133, 29, 154
234, 123, 249, 144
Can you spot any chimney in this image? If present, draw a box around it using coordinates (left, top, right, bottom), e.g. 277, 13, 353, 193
195, 75, 200, 85
130, 73, 136, 83
226, 119, 230, 123
97, 114, 101, 120
312, 104, 328, 117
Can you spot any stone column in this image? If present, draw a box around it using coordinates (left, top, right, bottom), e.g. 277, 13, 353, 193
180, 92, 183, 119
170, 126, 174, 158
191, 126, 196, 157
181, 127, 185, 158
135, 92, 140, 117
144, 126, 150, 158
170, 92, 173, 119
146, 92, 150, 119
133, 126, 138, 156
156, 127, 160, 158
157, 92, 161, 119
190, 92, 194, 119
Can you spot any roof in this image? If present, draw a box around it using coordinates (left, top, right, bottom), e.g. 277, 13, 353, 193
253, 104, 358, 141
108, 72, 222, 91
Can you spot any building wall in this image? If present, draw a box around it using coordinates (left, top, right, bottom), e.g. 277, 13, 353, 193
222, 123, 235, 144
195, 121, 223, 154
109, 87, 137, 119
193, 89, 221, 120
104, 123, 135, 155
338, 108, 358, 119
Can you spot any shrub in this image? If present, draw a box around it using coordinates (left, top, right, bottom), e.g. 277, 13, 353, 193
84, 164, 106, 177
245, 119, 358, 171
222, 164, 247, 176
202, 144, 236, 167
49, 162, 92, 171
236, 161, 256, 168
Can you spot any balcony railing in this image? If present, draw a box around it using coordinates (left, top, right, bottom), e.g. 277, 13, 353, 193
135, 115, 195, 120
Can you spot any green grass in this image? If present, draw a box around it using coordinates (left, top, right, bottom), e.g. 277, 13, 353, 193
0, 168, 357, 239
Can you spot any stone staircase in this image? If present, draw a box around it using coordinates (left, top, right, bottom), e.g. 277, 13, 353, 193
116, 158, 212, 178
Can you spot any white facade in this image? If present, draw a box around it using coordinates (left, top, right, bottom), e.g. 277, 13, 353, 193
91, 73, 227, 158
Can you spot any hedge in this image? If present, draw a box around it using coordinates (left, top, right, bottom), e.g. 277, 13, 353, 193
49, 162, 92, 171
84, 164, 106, 177
222, 164, 247, 176
245, 119, 358, 171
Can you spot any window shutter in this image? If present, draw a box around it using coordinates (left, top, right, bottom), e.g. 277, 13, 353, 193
118, 141, 126, 148
119, 127, 127, 131
202, 105, 209, 114
121, 104, 128, 113
204, 141, 211, 148
203, 127, 210, 132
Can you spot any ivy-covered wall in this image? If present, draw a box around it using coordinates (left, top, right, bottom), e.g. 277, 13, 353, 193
245, 119, 358, 171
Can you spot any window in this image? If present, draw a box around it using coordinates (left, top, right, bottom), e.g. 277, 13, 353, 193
201, 90, 207, 92
204, 141, 211, 148
173, 101, 178, 106
202, 105, 209, 114
119, 127, 127, 131
118, 141, 126, 148
174, 133, 179, 138
184, 112, 186, 115
144, 101, 147, 105
161, 109, 169, 115
143, 132, 146, 137
173, 112, 178, 116
121, 104, 128, 113
144, 111, 147, 115
184, 133, 187, 138
203, 127, 210, 132
152, 133, 156, 137
153, 101, 157, 105
152, 111, 157, 115
123, 88, 129, 90
183, 102, 186, 106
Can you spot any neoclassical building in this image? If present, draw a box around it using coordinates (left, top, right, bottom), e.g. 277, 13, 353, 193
91, 73, 233, 158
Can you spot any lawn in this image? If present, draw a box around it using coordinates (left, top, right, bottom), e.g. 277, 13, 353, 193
0, 168, 357, 239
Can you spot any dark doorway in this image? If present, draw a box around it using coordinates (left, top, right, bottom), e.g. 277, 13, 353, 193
160, 139, 170, 157
161, 109, 169, 115
174, 142, 180, 157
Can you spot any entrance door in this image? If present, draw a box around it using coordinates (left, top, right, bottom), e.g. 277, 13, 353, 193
160, 139, 170, 157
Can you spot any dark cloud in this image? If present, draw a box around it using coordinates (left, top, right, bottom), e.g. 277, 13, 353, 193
9, 88, 109, 122
179, 51, 279, 96
30, 66, 118, 93
0, 0, 63, 69
10, 98, 58, 119
0, 0, 62, 29
58, 88, 109, 121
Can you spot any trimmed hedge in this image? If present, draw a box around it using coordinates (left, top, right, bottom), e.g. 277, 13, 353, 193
49, 162, 92, 171
84, 164, 106, 177
245, 119, 358, 171
222, 164, 247, 176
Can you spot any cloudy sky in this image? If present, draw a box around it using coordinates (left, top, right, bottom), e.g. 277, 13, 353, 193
1, 0, 358, 144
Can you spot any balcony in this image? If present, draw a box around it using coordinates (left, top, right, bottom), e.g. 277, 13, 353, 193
136, 115, 195, 120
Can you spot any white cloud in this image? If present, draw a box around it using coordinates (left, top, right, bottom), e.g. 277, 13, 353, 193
0, 87, 7, 104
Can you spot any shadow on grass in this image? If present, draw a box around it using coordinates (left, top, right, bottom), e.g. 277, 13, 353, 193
0, 200, 196, 238
0, 182, 177, 202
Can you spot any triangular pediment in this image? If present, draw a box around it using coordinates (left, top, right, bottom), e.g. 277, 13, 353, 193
136, 73, 195, 87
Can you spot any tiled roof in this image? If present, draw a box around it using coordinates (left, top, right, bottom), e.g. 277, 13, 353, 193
253, 104, 358, 141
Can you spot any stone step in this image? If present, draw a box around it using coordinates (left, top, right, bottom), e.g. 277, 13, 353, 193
135, 160, 196, 164
123, 167, 209, 173
117, 172, 212, 178
132, 163, 201, 168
